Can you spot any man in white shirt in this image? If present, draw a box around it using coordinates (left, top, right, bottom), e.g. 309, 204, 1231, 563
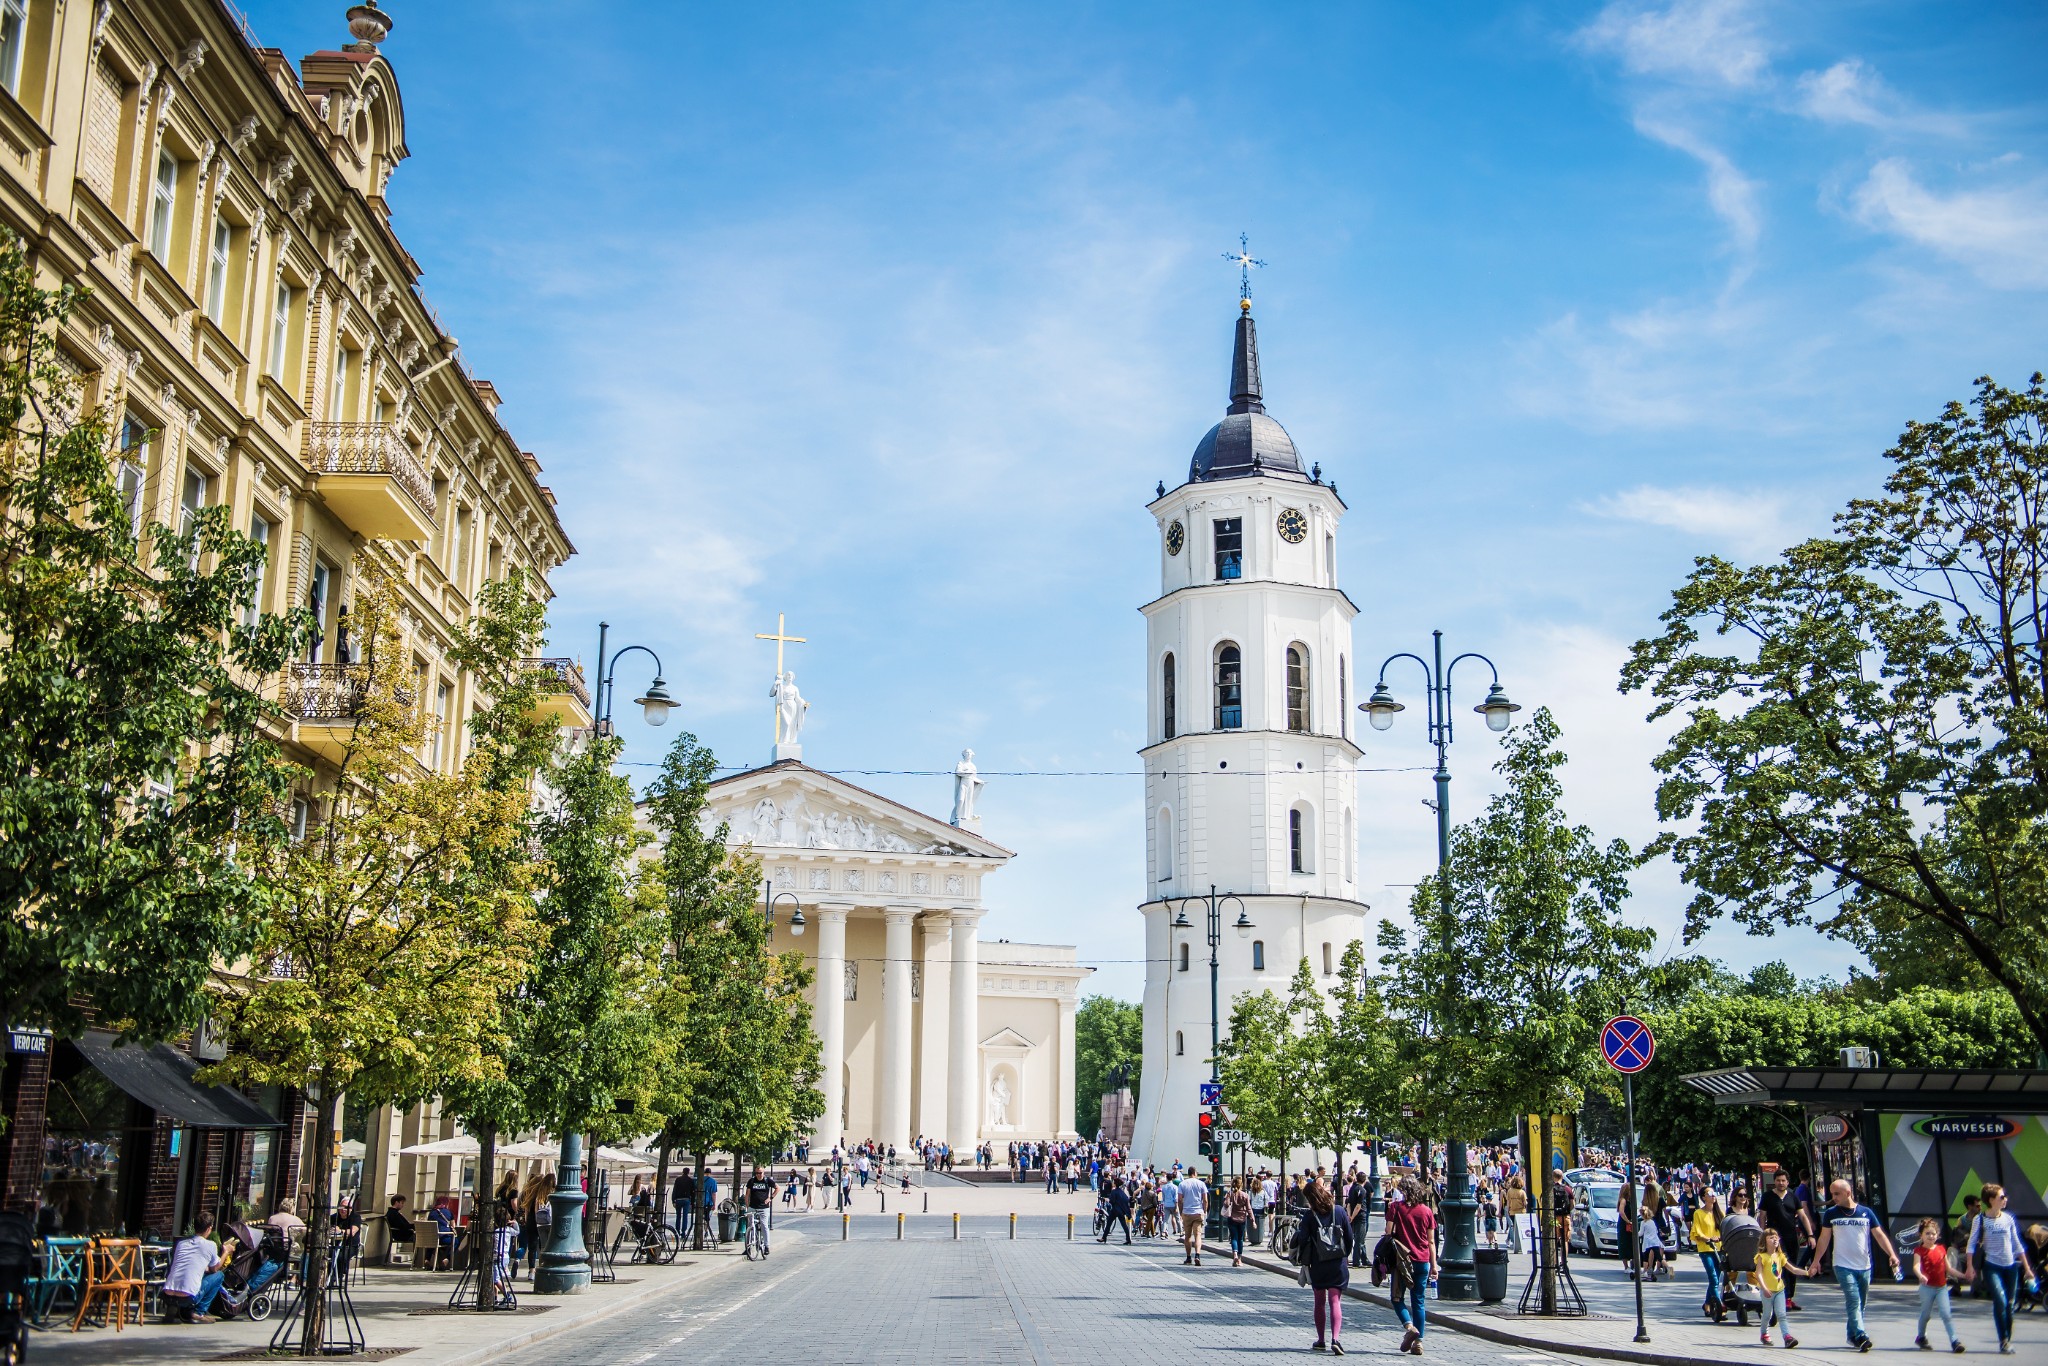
162, 1212, 230, 1323
1809, 1179, 1901, 1353
1177, 1168, 1211, 1267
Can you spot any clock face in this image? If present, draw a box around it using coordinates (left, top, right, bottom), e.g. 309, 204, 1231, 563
1166, 520, 1185, 556
1277, 507, 1309, 544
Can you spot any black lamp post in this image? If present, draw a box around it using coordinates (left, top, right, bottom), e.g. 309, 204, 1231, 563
534, 620, 679, 1296
763, 885, 808, 939
1170, 885, 1252, 1239
1360, 628, 1521, 1302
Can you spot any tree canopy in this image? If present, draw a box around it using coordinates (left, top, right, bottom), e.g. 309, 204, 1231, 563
1074, 994, 1143, 1131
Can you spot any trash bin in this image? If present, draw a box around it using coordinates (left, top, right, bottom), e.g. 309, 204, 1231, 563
1474, 1247, 1510, 1303
717, 1210, 734, 1243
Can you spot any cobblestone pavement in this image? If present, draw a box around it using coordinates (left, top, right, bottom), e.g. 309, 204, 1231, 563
497, 1213, 1608, 1365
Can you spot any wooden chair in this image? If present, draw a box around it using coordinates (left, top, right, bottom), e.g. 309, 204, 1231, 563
72, 1237, 144, 1331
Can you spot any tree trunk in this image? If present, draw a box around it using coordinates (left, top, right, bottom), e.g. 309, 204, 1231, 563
474, 1125, 497, 1312
654, 1136, 673, 1225
1539, 1111, 1558, 1316
296, 1088, 341, 1355
691, 1151, 709, 1251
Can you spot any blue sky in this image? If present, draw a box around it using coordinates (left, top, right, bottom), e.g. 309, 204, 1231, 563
250, 1, 2045, 1001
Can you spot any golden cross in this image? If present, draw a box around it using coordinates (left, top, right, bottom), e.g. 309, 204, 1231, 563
755, 612, 807, 676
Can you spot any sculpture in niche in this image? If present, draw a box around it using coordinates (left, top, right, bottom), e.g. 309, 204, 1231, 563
911, 873, 931, 895
808, 868, 829, 890
878, 871, 897, 893
750, 797, 779, 844
952, 749, 984, 826
910, 964, 922, 1000
770, 670, 808, 745
844, 961, 858, 1001
845, 869, 863, 893
987, 1074, 1011, 1129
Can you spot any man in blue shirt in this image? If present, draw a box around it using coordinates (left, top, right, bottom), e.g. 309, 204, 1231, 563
700, 1173, 719, 1245
1809, 1179, 1903, 1352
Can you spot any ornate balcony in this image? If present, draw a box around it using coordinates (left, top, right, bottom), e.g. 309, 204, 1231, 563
304, 421, 437, 542
522, 656, 593, 729
283, 661, 368, 761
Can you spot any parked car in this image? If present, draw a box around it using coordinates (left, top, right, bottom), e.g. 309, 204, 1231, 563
1570, 1183, 1627, 1257
1561, 1166, 1615, 1190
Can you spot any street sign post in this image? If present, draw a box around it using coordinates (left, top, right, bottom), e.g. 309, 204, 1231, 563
1215, 1129, 1249, 1145
1199, 1082, 1223, 1107
1602, 1015, 1656, 1345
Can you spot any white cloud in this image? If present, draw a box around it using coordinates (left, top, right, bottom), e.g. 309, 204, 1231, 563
1795, 60, 1968, 137
1578, 0, 1770, 90
1849, 159, 2048, 289
1582, 483, 1799, 558
1633, 117, 1763, 257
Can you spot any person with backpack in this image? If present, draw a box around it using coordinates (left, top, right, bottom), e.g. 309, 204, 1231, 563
1225, 1178, 1253, 1267
1292, 1178, 1354, 1354
1379, 1176, 1436, 1355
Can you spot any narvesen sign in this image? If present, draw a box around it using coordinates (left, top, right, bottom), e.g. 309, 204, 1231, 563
1911, 1115, 2023, 1142
1808, 1114, 1852, 1143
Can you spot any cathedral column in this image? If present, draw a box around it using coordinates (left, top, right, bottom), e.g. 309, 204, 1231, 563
946, 908, 983, 1152
1056, 992, 1079, 1139
878, 906, 917, 1145
812, 904, 851, 1150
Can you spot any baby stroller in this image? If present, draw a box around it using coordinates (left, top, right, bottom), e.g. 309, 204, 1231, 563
1719, 1218, 1766, 1327
228, 1223, 293, 1322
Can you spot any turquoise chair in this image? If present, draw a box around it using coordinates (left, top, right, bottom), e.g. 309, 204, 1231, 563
27, 1236, 88, 1328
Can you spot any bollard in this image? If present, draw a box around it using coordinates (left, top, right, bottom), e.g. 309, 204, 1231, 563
842, 1211, 849, 1241
1067, 1212, 1074, 1241
1009, 1211, 1017, 1241
953, 1211, 960, 1240
923, 1192, 929, 1213
897, 1211, 904, 1240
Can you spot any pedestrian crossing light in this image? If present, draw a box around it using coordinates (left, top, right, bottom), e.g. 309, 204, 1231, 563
1197, 1110, 1215, 1160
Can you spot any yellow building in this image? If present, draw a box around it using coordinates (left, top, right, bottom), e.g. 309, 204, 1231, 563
0, 0, 588, 1235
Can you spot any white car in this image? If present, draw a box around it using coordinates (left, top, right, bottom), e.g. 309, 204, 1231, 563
1570, 1183, 1626, 1257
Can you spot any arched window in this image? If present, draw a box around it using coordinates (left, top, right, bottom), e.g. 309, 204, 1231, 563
1157, 807, 1175, 881
1162, 652, 1177, 740
1286, 643, 1311, 732
1178, 942, 1189, 972
1252, 939, 1266, 971
1176, 1030, 1185, 1056
1290, 804, 1315, 873
1339, 656, 1348, 739
1215, 643, 1242, 730
1322, 942, 1333, 976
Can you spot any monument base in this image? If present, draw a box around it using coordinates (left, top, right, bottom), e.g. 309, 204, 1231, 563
775, 742, 803, 762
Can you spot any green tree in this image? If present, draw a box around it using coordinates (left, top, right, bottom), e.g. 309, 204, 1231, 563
206, 576, 553, 1350
1622, 375, 2048, 1054
1214, 987, 1308, 1174
1287, 944, 1400, 1168
0, 241, 304, 1043
1074, 995, 1143, 1133
640, 732, 822, 1249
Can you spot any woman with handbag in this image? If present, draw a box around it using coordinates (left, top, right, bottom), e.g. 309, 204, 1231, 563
1291, 1179, 1354, 1354
1380, 1176, 1437, 1355
1225, 1178, 1253, 1267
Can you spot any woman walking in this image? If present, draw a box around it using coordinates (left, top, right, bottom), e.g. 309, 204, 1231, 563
1225, 1178, 1252, 1268
1383, 1176, 1437, 1355
1691, 1190, 1725, 1321
1963, 1183, 2039, 1355
1292, 1179, 1354, 1354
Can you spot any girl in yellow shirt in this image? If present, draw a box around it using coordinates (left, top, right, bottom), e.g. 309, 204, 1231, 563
1756, 1227, 1813, 1348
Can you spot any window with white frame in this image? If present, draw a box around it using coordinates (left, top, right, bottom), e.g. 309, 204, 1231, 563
117, 415, 148, 538
1214, 642, 1242, 730
329, 348, 355, 421
1161, 652, 1176, 741
307, 561, 331, 662
267, 280, 291, 379
431, 680, 451, 769
1289, 804, 1315, 874
245, 514, 271, 626
0, 0, 27, 97
149, 151, 177, 260
205, 218, 231, 323
179, 467, 207, 566
1285, 643, 1311, 732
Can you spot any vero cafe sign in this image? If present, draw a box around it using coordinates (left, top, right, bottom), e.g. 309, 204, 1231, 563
1911, 1115, 2024, 1142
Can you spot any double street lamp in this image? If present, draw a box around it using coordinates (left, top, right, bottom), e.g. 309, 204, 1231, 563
1360, 628, 1521, 1303
1169, 885, 1252, 1238
534, 620, 680, 1295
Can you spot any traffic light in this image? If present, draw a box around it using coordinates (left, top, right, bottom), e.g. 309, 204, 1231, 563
1197, 1110, 1214, 1160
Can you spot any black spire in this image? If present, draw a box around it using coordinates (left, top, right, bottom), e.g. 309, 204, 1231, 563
1228, 304, 1264, 415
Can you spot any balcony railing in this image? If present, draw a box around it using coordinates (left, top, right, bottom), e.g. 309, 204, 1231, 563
283, 662, 369, 722
303, 421, 437, 526
523, 657, 591, 709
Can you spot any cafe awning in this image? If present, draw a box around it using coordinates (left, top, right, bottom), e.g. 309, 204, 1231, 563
71, 1030, 283, 1129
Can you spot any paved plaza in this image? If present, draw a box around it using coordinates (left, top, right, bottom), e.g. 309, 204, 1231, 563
497, 1211, 1606, 1366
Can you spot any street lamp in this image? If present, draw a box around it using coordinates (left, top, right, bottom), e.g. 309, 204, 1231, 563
1360, 628, 1521, 1302
1171, 884, 1250, 1239
763, 885, 808, 938
591, 620, 681, 736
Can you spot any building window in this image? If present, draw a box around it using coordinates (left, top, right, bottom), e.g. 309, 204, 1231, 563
149, 151, 177, 260
1213, 517, 1242, 580
329, 348, 355, 422
1290, 805, 1315, 873
179, 468, 207, 567
1162, 652, 1176, 741
1286, 643, 1310, 732
117, 416, 148, 538
1175, 1030, 1184, 1056
1157, 806, 1174, 881
1322, 942, 1333, 975
1214, 643, 1242, 730
0, 0, 27, 96
267, 280, 292, 380
205, 219, 231, 323
1178, 942, 1189, 973
1252, 939, 1266, 971
245, 515, 271, 626
307, 561, 331, 663
431, 681, 452, 769
290, 798, 309, 843
1325, 532, 1335, 584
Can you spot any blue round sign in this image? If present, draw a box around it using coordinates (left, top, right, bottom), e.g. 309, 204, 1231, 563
1601, 1016, 1655, 1074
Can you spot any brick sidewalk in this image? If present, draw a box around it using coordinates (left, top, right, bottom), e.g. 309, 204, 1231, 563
24, 1245, 747, 1366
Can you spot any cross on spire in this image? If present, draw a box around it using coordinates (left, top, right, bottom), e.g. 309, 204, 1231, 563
755, 612, 806, 676
1223, 233, 1266, 306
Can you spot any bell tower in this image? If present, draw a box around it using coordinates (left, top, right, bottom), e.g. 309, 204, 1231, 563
1128, 296, 1371, 1168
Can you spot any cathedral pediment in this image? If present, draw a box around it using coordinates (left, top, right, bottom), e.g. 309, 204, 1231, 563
697, 760, 1013, 861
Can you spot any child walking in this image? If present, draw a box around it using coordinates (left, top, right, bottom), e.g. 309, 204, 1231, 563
1914, 1217, 1968, 1353
1757, 1227, 1809, 1348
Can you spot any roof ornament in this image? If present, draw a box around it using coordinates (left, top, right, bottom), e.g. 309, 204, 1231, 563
345, 2, 393, 53
1222, 232, 1265, 312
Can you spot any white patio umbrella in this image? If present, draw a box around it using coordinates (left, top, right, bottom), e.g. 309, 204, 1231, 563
496, 1139, 561, 1162
589, 1145, 651, 1169
398, 1135, 479, 1158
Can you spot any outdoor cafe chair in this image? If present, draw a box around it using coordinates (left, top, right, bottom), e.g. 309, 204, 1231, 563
26, 1235, 87, 1328
73, 1237, 144, 1331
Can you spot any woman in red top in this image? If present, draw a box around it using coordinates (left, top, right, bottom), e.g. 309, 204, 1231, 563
1385, 1176, 1436, 1355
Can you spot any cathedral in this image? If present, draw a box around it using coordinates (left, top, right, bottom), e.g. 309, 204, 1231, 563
1128, 296, 1372, 1167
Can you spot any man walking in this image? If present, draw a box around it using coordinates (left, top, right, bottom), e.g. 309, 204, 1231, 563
1761, 1169, 1812, 1311
1099, 1178, 1134, 1245
1178, 1165, 1211, 1267
1810, 1178, 1902, 1352
672, 1169, 694, 1241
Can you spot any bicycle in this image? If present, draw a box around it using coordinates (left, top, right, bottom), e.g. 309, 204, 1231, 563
1269, 1211, 1301, 1263
738, 1206, 770, 1262
608, 1209, 680, 1266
